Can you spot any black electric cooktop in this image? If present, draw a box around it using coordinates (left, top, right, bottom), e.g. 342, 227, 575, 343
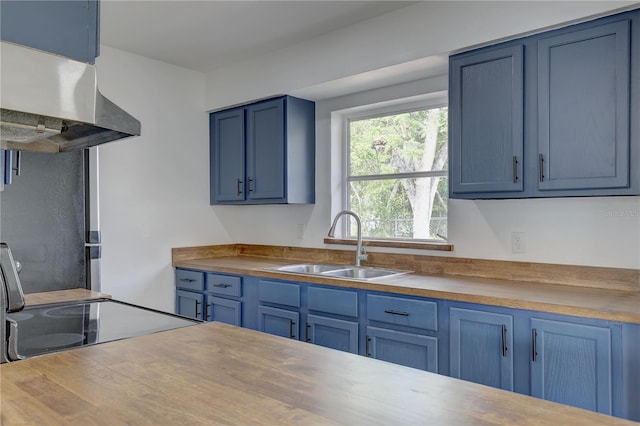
6, 299, 199, 359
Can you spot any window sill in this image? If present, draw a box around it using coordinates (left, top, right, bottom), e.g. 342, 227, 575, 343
324, 238, 453, 252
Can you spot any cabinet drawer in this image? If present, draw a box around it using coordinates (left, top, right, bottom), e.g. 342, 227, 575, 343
367, 294, 437, 331
258, 280, 300, 307
176, 269, 205, 291
207, 274, 241, 297
207, 296, 242, 326
308, 286, 358, 317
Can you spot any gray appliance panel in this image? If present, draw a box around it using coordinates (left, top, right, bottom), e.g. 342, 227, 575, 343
0, 150, 86, 292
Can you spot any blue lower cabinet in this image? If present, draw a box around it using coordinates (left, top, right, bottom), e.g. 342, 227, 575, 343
366, 326, 438, 373
176, 289, 204, 320
306, 314, 358, 354
449, 307, 514, 391
530, 318, 614, 415
207, 296, 241, 326
258, 306, 299, 340
175, 268, 637, 421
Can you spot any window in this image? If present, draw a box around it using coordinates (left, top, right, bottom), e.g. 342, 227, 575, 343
345, 103, 448, 241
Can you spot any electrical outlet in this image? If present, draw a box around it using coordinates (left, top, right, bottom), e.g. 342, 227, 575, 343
511, 232, 526, 254
296, 224, 305, 240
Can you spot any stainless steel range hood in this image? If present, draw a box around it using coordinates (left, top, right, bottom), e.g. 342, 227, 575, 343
0, 41, 141, 153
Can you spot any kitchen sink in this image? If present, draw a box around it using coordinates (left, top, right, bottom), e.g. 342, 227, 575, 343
321, 266, 409, 280
273, 263, 347, 274
270, 264, 411, 281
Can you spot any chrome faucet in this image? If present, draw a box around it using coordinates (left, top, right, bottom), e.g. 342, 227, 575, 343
327, 210, 368, 267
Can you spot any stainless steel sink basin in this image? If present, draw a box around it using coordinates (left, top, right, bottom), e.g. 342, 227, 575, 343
273, 263, 347, 274
322, 266, 410, 280
270, 264, 411, 281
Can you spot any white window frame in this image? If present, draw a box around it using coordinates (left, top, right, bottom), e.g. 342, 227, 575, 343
342, 95, 448, 242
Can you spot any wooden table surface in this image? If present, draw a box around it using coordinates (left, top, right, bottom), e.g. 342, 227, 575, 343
174, 256, 640, 324
1, 322, 635, 425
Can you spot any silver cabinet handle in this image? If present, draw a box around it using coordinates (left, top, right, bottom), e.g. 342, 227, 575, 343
538, 154, 545, 182
531, 328, 538, 362
248, 177, 253, 193
12, 151, 21, 176
289, 319, 296, 339
305, 323, 311, 342
180, 278, 195, 283
204, 303, 210, 321
512, 155, 518, 183
212, 283, 230, 288
195, 300, 201, 318
384, 309, 409, 316
366, 336, 372, 357
501, 324, 508, 357
236, 178, 243, 195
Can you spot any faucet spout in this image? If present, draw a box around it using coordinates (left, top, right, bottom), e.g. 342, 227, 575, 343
327, 210, 368, 267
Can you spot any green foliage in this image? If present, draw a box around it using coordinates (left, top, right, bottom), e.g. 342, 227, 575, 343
348, 107, 448, 240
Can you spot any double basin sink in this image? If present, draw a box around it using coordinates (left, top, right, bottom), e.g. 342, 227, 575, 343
270, 263, 411, 281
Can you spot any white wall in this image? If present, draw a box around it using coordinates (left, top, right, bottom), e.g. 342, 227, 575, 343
96, 2, 639, 312
449, 197, 640, 267
95, 46, 229, 311
205, 1, 636, 110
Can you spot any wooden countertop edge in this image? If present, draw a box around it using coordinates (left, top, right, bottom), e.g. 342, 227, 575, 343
24, 289, 111, 307
173, 258, 640, 324
173, 244, 640, 291
2, 322, 635, 425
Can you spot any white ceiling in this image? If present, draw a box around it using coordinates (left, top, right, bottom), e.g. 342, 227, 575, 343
100, 1, 416, 73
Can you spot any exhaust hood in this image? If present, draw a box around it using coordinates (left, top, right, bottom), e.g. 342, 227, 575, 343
0, 41, 140, 153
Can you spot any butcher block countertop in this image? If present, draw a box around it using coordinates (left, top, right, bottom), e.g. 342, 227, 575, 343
1, 321, 636, 425
173, 251, 640, 324
23, 289, 110, 306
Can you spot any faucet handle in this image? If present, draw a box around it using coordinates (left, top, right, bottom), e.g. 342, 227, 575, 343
358, 248, 369, 262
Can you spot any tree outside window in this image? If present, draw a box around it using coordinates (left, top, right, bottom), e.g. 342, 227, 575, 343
347, 105, 448, 241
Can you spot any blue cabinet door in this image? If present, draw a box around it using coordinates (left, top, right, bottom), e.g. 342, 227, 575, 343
246, 98, 285, 201
449, 307, 513, 391
449, 44, 524, 195
0, 0, 100, 63
537, 20, 631, 192
530, 318, 613, 415
258, 306, 299, 340
306, 314, 358, 354
207, 296, 241, 326
210, 107, 245, 203
366, 326, 438, 373
209, 95, 315, 205
176, 290, 204, 320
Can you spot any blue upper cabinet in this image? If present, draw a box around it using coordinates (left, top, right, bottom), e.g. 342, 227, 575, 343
449, 9, 639, 199
210, 95, 315, 205
449, 45, 524, 195
0, 0, 100, 64
246, 98, 286, 201
210, 108, 245, 202
537, 20, 630, 192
